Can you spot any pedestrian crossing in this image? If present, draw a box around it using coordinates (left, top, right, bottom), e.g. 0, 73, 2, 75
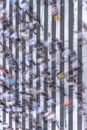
0, 0, 87, 130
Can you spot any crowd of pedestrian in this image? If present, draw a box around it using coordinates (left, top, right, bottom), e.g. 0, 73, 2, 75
0, 0, 86, 130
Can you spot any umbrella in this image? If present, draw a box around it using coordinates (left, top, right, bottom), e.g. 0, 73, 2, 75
64, 99, 72, 107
